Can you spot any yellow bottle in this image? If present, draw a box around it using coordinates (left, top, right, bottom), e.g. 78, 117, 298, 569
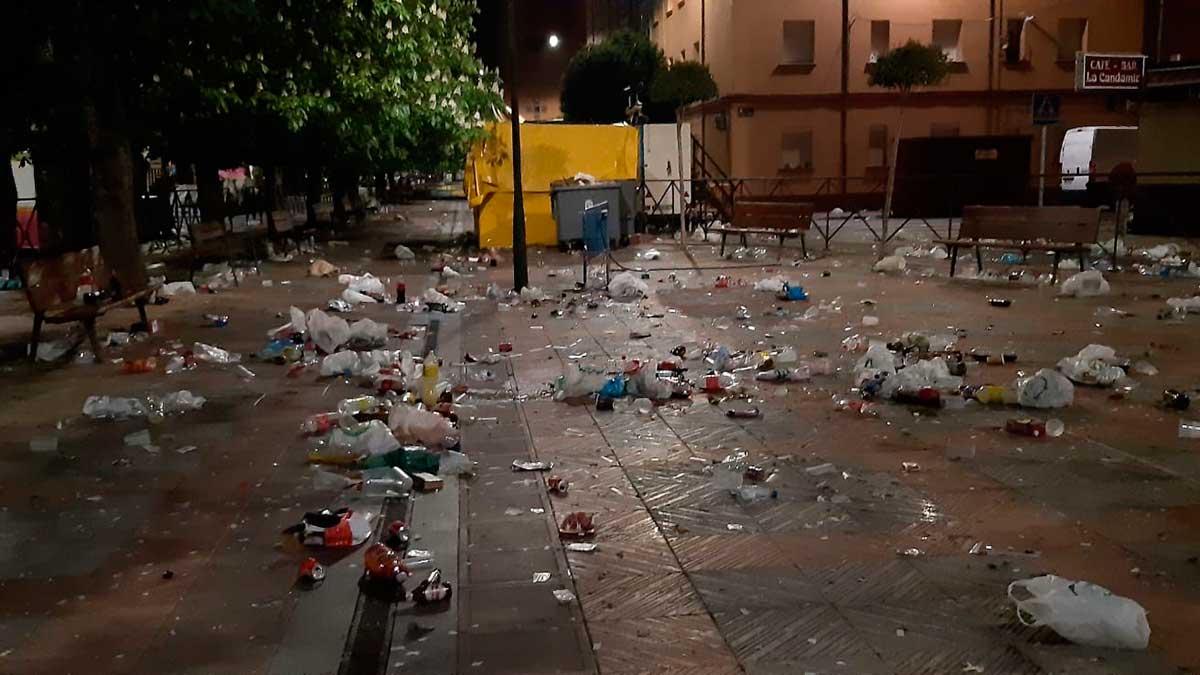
421, 352, 440, 407
974, 385, 1008, 404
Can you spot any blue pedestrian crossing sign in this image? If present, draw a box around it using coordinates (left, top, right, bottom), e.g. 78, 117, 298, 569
1032, 93, 1060, 125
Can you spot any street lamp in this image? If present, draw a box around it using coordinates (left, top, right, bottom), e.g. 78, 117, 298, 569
547, 33, 561, 49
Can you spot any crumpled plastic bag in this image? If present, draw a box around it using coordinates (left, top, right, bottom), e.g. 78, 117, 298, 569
423, 287, 464, 312
193, 342, 241, 364
158, 281, 197, 297
289, 508, 374, 548
555, 363, 610, 400
753, 276, 788, 293
439, 450, 474, 476
157, 390, 208, 415
388, 405, 459, 447
1013, 368, 1074, 408
1166, 296, 1200, 314
339, 273, 386, 298
393, 244, 416, 261
342, 288, 378, 305
289, 306, 307, 334
348, 319, 389, 349
881, 358, 963, 398
306, 308, 351, 353
320, 349, 399, 377
609, 271, 648, 300
873, 255, 906, 273
1057, 344, 1125, 386
520, 286, 549, 303
327, 420, 401, 456
1008, 575, 1149, 650
1138, 243, 1179, 260
36, 334, 82, 362
1059, 270, 1110, 297
308, 259, 339, 278
854, 342, 898, 383
83, 390, 206, 419
625, 366, 674, 400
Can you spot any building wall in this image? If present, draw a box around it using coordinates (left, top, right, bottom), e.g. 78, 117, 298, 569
653, 0, 1146, 185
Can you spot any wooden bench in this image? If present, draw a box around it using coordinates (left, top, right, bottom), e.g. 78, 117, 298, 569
19, 246, 155, 362
187, 219, 265, 283
934, 205, 1102, 283
710, 201, 812, 259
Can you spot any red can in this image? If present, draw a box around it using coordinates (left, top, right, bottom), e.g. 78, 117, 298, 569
1005, 418, 1046, 438
395, 282, 406, 304
715, 276, 730, 289
299, 557, 326, 583
498, 341, 513, 353
547, 476, 569, 495
703, 374, 722, 392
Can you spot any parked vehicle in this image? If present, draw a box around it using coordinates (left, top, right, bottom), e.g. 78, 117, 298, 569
1059, 126, 1138, 192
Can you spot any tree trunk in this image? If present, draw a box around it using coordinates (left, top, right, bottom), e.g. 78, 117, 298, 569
347, 173, 365, 225
85, 95, 145, 292
34, 109, 94, 252
331, 172, 347, 227
195, 159, 223, 224
0, 135, 17, 265
374, 173, 386, 203
305, 163, 321, 227
264, 164, 278, 237
880, 105, 905, 258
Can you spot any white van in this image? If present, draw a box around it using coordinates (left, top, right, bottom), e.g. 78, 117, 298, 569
1059, 126, 1138, 191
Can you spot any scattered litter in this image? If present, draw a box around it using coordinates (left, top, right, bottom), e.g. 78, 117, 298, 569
174, 445, 198, 455
552, 589, 576, 604
609, 271, 648, 300
531, 572, 552, 583
1013, 369, 1074, 409
873, 255, 906, 273
565, 542, 597, 553
1058, 270, 1110, 297
393, 244, 417, 261
158, 281, 197, 297
901, 462, 921, 473
283, 508, 374, 548
308, 260, 339, 277
559, 512, 595, 537
1056, 344, 1125, 386
862, 315, 879, 327
1008, 575, 1150, 649
753, 276, 788, 293
193, 342, 241, 364
639, 249, 662, 260
1180, 420, 1200, 439
805, 462, 838, 476
512, 460, 553, 472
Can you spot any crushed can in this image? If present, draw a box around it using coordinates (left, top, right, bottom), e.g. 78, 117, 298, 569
703, 373, 722, 392
547, 476, 569, 495
299, 557, 326, 583
498, 341, 513, 353
725, 407, 761, 419
203, 313, 230, 327
715, 275, 730, 289
1005, 418, 1046, 438
1163, 389, 1191, 411
987, 298, 1012, 308
395, 282, 406, 304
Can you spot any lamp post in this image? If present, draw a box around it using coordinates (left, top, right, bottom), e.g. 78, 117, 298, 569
507, 0, 528, 291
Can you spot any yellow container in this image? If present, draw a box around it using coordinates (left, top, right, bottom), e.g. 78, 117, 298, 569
465, 122, 639, 248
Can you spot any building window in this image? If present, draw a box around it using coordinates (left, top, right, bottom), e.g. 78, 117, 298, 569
931, 122, 960, 137
781, 131, 814, 171
869, 21, 890, 63
1004, 17, 1030, 64
932, 19, 963, 62
1057, 18, 1088, 61
867, 124, 889, 167
782, 20, 816, 65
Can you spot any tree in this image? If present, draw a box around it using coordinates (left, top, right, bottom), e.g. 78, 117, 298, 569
647, 61, 718, 122
868, 40, 950, 251
561, 31, 665, 123
8, 0, 501, 279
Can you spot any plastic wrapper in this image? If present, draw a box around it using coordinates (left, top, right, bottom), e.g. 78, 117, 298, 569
608, 271, 648, 300
193, 342, 241, 364
753, 276, 788, 293
873, 255, 906, 273
393, 244, 416, 261
881, 358, 962, 399
555, 364, 610, 400
1013, 368, 1075, 409
625, 367, 673, 400
360, 466, 413, 496
439, 450, 474, 476
1059, 270, 1110, 297
327, 420, 401, 456
347, 319, 389, 349
388, 405, 460, 447
520, 286, 549, 303
83, 390, 206, 419
158, 281, 197, 296
1009, 575, 1149, 650
342, 288, 378, 305
423, 287, 464, 312
1166, 295, 1200, 314
1056, 344, 1125, 386
306, 308, 351, 353
308, 259, 339, 277
854, 342, 898, 382
287, 508, 374, 548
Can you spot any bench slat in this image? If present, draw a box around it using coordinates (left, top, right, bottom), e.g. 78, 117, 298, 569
732, 201, 814, 232
958, 205, 1101, 243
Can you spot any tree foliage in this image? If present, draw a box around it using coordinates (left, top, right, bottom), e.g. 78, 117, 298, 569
560, 31, 666, 123
868, 40, 951, 93
648, 61, 718, 121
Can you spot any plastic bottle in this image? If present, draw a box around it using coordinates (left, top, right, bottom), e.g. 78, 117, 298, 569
301, 412, 339, 436
1180, 420, 1200, 439
421, 352, 440, 407
360, 467, 413, 496
972, 385, 1010, 405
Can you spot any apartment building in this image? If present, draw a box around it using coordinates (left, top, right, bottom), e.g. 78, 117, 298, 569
650, 0, 1146, 193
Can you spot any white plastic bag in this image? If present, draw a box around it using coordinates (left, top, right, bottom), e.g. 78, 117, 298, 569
753, 276, 788, 293
626, 366, 674, 400
159, 281, 197, 296
388, 405, 460, 447
1014, 368, 1075, 408
289, 306, 308, 334
520, 286, 549, 303
1057, 344, 1125, 386
881, 358, 962, 398
348, 319, 389, 349
306, 308, 351, 353
328, 420, 401, 456
393, 244, 416, 261
873, 255, 906, 273
609, 271, 648, 300
854, 342, 897, 383
555, 363, 610, 399
1059, 270, 1110, 298
83, 396, 148, 419
338, 273, 386, 297
1008, 575, 1150, 650
423, 287, 464, 312
342, 288, 378, 305
439, 450, 474, 476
